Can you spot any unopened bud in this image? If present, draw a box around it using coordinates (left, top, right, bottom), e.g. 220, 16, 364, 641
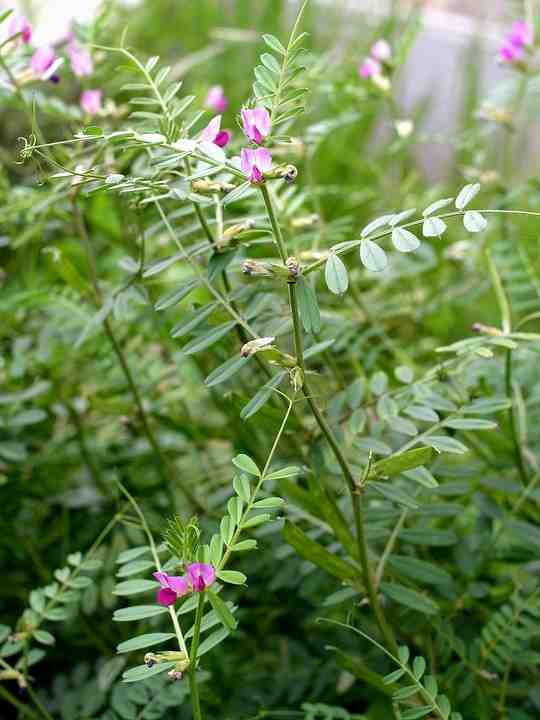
192, 179, 235, 194
472, 323, 502, 336
242, 259, 275, 277
291, 214, 319, 230
286, 256, 301, 281
168, 670, 183, 681
220, 219, 256, 247
240, 337, 275, 357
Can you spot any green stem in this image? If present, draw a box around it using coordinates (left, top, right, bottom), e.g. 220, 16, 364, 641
260, 184, 288, 263
0, 685, 39, 720
505, 350, 528, 486
261, 182, 397, 655
188, 593, 205, 720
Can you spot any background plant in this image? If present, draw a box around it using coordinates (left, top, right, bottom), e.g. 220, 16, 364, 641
2, 1, 540, 719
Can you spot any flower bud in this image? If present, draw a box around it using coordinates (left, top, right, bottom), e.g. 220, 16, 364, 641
242, 259, 275, 277
291, 214, 319, 230
286, 256, 301, 281
192, 179, 235, 194
240, 337, 275, 357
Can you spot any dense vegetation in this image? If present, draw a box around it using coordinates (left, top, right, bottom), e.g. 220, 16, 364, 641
1, 2, 540, 719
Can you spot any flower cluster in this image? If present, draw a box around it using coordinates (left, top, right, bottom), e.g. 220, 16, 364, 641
499, 20, 534, 66
358, 39, 392, 92
6, 13, 103, 115
153, 563, 216, 607
200, 85, 274, 184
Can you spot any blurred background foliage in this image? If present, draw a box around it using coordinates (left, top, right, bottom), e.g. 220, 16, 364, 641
1, 1, 540, 719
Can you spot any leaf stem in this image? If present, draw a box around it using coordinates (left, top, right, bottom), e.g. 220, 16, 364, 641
188, 593, 205, 720
260, 184, 397, 655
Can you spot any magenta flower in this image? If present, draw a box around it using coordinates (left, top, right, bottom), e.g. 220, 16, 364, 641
371, 39, 391, 62
359, 57, 382, 79
200, 115, 231, 148
499, 20, 534, 64
206, 85, 228, 113
80, 89, 102, 116
241, 147, 272, 184
8, 14, 32, 44
31, 47, 57, 76
68, 41, 93, 77
187, 563, 216, 592
241, 106, 271, 144
509, 20, 534, 48
153, 571, 190, 606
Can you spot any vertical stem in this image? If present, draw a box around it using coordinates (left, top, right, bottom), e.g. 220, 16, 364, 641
261, 183, 398, 655
188, 593, 205, 720
505, 350, 528, 486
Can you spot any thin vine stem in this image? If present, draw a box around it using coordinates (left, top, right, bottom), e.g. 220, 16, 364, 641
260, 183, 398, 655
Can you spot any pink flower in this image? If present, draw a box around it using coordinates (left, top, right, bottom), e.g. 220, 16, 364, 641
187, 563, 215, 592
200, 115, 230, 148
499, 20, 534, 64
371, 39, 391, 62
241, 147, 272, 184
499, 42, 524, 64
80, 89, 102, 115
509, 20, 534, 48
241, 106, 271, 144
8, 14, 32, 44
359, 57, 382, 79
68, 41, 93, 77
206, 85, 228, 113
31, 47, 57, 76
153, 571, 190, 606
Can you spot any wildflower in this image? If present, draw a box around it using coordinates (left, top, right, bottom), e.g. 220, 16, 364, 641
31, 47, 62, 81
67, 41, 93, 77
240, 147, 272, 184
499, 20, 534, 65
80, 89, 102, 115
8, 14, 32, 44
187, 563, 215, 592
358, 57, 382, 79
241, 106, 271, 144
395, 119, 414, 138
153, 571, 190, 606
206, 85, 228, 113
509, 20, 534, 48
371, 39, 391, 62
200, 115, 230, 148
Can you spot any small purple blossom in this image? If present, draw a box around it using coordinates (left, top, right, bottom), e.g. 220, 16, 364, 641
358, 57, 382, 79
499, 20, 534, 65
200, 115, 231, 148
241, 147, 272, 184
206, 85, 228, 113
80, 89, 102, 115
371, 39, 391, 62
31, 47, 56, 75
509, 20, 534, 48
8, 14, 32, 44
68, 41, 93, 77
241, 106, 271, 144
153, 571, 190, 606
187, 563, 216, 592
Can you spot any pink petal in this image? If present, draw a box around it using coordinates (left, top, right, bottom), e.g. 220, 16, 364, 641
371, 39, 391, 62
8, 15, 32, 44
80, 89, 102, 115
68, 42, 93, 77
359, 57, 381, 78
252, 106, 271, 136
187, 563, 215, 592
167, 575, 190, 596
510, 20, 534, 47
241, 147, 255, 176
201, 115, 222, 142
241, 109, 254, 139
157, 587, 177, 606
206, 85, 228, 113
214, 130, 230, 148
31, 47, 56, 75
255, 147, 272, 173
153, 571, 170, 588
